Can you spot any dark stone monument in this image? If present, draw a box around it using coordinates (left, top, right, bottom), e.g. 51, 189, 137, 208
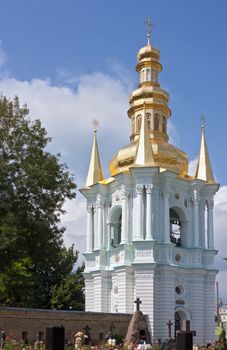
176, 320, 196, 350
83, 325, 91, 345
46, 326, 65, 350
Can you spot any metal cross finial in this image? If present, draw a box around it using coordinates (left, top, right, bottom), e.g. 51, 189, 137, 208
144, 16, 154, 45
134, 297, 142, 311
201, 114, 205, 129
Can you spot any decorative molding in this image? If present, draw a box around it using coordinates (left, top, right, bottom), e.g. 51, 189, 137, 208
193, 190, 200, 205
136, 249, 152, 257
135, 273, 153, 280
86, 260, 96, 268
112, 190, 122, 205
136, 184, 144, 194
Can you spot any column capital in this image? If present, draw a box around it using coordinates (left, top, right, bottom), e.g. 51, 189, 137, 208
136, 184, 144, 194
120, 185, 130, 199
193, 190, 200, 205
96, 194, 105, 208
87, 204, 93, 213
145, 184, 153, 194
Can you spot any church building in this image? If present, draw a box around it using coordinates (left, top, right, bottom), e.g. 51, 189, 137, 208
80, 27, 219, 344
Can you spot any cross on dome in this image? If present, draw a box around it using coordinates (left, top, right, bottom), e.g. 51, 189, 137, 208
144, 16, 154, 45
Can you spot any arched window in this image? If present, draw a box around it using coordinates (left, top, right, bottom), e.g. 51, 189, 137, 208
146, 113, 151, 129
146, 69, 151, 81
162, 116, 167, 133
136, 114, 142, 132
140, 69, 146, 83
170, 208, 181, 246
154, 113, 160, 131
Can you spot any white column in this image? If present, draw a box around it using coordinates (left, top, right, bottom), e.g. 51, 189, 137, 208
207, 199, 214, 249
193, 190, 200, 248
86, 204, 93, 252
120, 185, 129, 244
200, 199, 206, 248
145, 184, 153, 240
163, 188, 170, 243
93, 205, 97, 249
135, 184, 143, 240
97, 194, 104, 249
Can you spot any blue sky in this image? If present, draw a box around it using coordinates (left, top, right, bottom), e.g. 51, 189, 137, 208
0, 1, 227, 301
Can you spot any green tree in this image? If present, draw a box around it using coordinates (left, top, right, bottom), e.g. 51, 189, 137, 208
51, 264, 85, 310
0, 96, 82, 308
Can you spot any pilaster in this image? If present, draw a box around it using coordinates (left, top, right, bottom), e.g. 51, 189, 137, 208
207, 199, 214, 250
145, 184, 154, 240
86, 204, 93, 252
193, 190, 200, 248
163, 184, 170, 244
120, 185, 129, 244
135, 184, 144, 240
96, 194, 104, 249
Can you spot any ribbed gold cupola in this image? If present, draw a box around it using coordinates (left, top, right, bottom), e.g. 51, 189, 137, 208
110, 30, 188, 177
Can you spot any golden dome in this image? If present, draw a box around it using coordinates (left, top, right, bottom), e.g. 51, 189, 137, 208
109, 41, 188, 177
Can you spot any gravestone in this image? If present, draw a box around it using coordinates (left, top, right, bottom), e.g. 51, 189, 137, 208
46, 326, 65, 350
83, 325, 91, 345
176, 321, 196, 350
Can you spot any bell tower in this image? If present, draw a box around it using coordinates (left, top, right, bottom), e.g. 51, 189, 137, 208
80, 24, 219, 345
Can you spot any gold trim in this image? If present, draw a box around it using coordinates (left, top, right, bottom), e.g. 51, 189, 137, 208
128, 103, 171, 117
136, 61, 162, 73
138, 81, 160, 88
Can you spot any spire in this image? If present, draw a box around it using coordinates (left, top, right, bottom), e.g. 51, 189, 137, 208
85, 130, 104, 187
195, 121, 215, 182
134, 104, 156, 166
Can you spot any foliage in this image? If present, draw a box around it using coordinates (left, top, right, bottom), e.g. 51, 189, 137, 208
0, 96, 81, 308
51, 264, 85, 310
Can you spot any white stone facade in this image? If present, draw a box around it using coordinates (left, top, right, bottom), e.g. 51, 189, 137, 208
81, 167, 218, 344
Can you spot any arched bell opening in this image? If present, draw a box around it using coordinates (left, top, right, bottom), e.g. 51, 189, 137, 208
170, 207, 187, 247
108, 206, 122, 247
